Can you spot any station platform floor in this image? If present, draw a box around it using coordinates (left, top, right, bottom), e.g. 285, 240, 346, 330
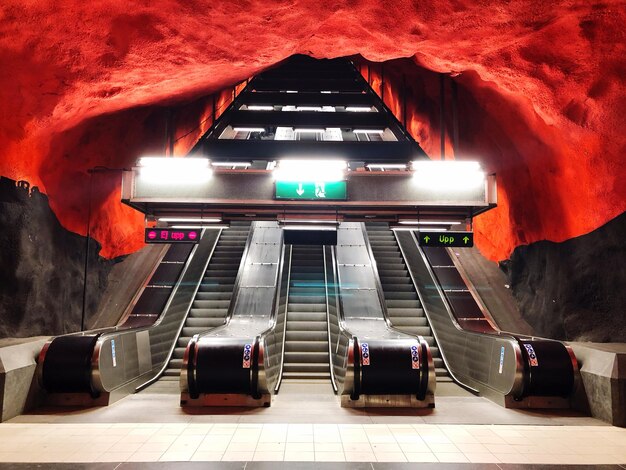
0, 381, 624, 468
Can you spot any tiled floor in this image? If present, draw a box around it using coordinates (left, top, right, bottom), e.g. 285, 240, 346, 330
2, 382, 624, 466
0, 422, 624, 465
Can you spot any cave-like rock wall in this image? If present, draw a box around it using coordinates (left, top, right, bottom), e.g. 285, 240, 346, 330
502, 211, 626, 342
0, 1, 625, 263
0, 178, 117, 338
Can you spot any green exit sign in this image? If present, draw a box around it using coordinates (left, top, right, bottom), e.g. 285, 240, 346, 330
418, 231, 474, 247
275, 181, 347, 200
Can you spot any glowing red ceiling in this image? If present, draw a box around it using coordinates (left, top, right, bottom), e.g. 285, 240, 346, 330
0, 1, 624, 260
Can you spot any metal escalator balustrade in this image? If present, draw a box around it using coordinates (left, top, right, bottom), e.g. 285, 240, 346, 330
162, 222, 251, 380
281, 245, 330, 382
366, 223, 451, 383
394, 229, 578, 407
38, 228, 221, 402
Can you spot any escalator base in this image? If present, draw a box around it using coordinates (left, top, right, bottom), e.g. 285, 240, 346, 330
180, 392, 271, 408
341, 393, 435, 409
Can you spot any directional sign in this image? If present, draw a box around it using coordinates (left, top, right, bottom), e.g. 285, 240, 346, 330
417, 231, 473, 247
275, 181, 347, 200
145, 228, 200, 244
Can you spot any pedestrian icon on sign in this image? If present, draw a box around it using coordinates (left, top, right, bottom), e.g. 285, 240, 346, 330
315, 182, 326, 198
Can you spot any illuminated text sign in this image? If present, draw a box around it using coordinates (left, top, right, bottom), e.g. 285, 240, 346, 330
144, 228, 200, 244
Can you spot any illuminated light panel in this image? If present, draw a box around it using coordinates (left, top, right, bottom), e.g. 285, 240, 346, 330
170, 225, 229, 229
412, 160, 485, 190
246, 105, 274, 111
353, 129, 384, 134
273, 159, 347, 182
212, 162, 251, 168
294, 128, 326, 133
346, 107, 372, 112
391, 226, 448, 232
159, 217, 222, 223
398, 220, 461, 225
366, 163, 407, 171
282, 225, 337, 231
233, 127, 265, 133
296, 106, 323, 111
138, 157, 212, 184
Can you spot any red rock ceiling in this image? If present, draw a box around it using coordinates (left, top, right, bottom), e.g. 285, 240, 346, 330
0, 1, 624, 261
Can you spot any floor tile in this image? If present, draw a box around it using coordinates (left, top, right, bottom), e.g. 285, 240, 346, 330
315, 451, 346, 461
284, 451, 315, 461
404, 452, 438, 462
253, 451, 284, 461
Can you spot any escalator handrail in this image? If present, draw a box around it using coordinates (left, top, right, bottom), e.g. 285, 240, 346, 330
273, 244, 292, 393
134, 228, 221, 392
322, 245, 339, 393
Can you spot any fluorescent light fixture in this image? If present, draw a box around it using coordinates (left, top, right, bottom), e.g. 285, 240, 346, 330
212, 162, 251, 168
294, 128, 326, 133
391, 226, 448, 232
138, 157, 212, 184
247, 105, 274, 111
286, 90, 298, 93
353, 129, 384, 134
398, 220, 461, 225
366, 163, 407, 171
283, 225, 337, 231
273, 159, 347, 182
233, 127, 265, 133
321, 91, 332, 94
280, 219, 339, 224
171, 225, 229, 229
296, 106, 323, 112
412, 160, 485, 190
159, 217, 221, 223
346, 107, 372, 112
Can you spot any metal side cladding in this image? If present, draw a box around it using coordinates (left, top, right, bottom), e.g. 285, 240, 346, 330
394, 229, 578, 408
329, 222, 435, 408
181, 222, 285, 407
38, 228, 221, 404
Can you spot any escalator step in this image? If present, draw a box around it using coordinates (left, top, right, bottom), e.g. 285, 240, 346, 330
285, 341, 328, 352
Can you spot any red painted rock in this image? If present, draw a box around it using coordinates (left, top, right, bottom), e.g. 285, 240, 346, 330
0, 1, 624, 260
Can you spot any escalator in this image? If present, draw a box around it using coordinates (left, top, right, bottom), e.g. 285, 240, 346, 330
183, 222, 435, 408
366, 223, 451, 383
393, 229, 578, 407
38, 224, 252, 403
281, 245, 331, 382
161, 222, 251, 381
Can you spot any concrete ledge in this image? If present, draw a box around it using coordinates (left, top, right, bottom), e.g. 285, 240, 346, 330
569, 342, 626, 427
0, 336, 48, 422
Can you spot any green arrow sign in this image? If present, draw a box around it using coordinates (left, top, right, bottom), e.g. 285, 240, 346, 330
418, 231, 474, 247
275, 181, 347, 200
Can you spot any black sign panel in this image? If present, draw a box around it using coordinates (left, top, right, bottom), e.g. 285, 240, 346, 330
417, 231, 473, 247
145, 228, 200, 244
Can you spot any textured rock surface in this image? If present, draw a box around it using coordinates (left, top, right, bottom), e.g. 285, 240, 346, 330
0, 178, 117, 338
502, 211, 626, 342
0, 1, 625, 261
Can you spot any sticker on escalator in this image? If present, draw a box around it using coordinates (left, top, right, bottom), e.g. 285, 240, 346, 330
111, 339, 117, 368
499, 346, 505, 374
523, 343, 539, 366
411, 345, 420, 369
242, 343, 252, 369
361, 343, 370, 366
